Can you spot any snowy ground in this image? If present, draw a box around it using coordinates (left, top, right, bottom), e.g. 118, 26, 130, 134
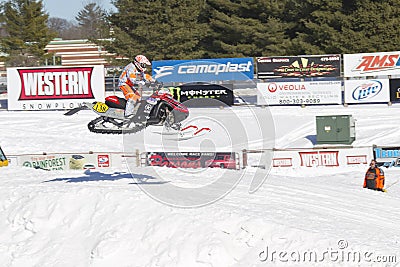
1, 103, 400, 266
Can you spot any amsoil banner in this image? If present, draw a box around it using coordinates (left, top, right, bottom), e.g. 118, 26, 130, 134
257, 80, 342, 105
256, 55, 341, 79
168, 83, 234, 106
344, 79, 390, 104
7, 66, 105, 110
152, 58, 254, 82
343, 51, 400, 77
147, 152, 238, 169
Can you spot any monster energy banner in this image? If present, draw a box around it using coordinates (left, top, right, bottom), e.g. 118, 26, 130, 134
168, 83, 234, 107
256, 55, 341, 79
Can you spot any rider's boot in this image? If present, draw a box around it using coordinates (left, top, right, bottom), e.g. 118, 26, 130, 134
125, 99, 140, 118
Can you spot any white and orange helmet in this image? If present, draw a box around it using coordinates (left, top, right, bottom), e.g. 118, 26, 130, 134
134, 55, 151, 72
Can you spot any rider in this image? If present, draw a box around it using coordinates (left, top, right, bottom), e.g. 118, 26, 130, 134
118, 55, 153, 117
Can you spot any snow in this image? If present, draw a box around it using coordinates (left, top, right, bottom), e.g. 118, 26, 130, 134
1, 103, 400, 266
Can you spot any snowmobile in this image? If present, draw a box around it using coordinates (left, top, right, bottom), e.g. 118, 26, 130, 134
64, 86, 189, 135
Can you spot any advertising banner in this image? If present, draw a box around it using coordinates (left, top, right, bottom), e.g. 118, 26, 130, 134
18, 153, 112, 171
152, 58, 254, 82
389, 78, 400, 103
168, 84, 234, 106
343, 51, 400, 77
257, 80, 342, 105
374, 146, 400, 159
344, 79, 390, 104
268, 147, 372, 168
373, 146, 400, 167
256, 55, 341, 79
7, 65, 105, 110
147, 152, 238, 169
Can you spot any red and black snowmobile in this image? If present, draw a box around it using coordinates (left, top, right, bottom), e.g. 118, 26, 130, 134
64, 85, 189, 135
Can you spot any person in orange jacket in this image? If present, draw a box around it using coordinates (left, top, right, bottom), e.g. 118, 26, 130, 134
364, 159, 385, 192
118, 55, 154, 117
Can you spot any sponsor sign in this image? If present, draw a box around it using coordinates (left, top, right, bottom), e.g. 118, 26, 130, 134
346, 155, 367, 165
256, 55, 341, 79
168, 84, 234, 106
344, 79, 390, 103
147, 152, 237, 169
21, 154, 68, 171
299, 151, 339, 167
343, 51, 400, 77
249, 147, 372, 168
97, 154, 110, 167
17, 153, 113, 171
257, 80, 342, 105
389, 78, 400, 103
272, 158, 292, 167
152, 58, 254, 82
374, 146, 400, 159
7, 66, 105, 110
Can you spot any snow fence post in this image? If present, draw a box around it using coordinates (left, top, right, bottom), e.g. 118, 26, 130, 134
136, 149, 140, 167
242, 149, 248, 168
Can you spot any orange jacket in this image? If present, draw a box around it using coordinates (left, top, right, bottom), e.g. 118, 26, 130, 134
364, 166, 385, 190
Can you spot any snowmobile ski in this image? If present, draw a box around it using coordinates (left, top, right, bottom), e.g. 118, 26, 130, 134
64, 105, 89, 116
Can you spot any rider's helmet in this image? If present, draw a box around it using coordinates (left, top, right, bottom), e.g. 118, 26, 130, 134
134, 55, 151, 72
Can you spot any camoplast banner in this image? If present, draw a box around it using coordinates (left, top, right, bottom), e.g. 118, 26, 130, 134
257, 80, 342, 105
256, 55, 341, 79
147, 152, 238, 169
389, 78, 400, 103
7, 66, 105, 110
344, 79, 390, 104
168, 83, 234, 106
343, 51, 400, 77
152, 58, 254, 82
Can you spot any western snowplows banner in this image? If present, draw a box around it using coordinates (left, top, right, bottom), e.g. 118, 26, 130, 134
7, 66, 105, 110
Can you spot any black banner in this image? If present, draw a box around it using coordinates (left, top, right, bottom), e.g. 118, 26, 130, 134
147, 152, 237, 169
256, 55, 341, 79
389, 78, 400, 103
168, 83, 234, 107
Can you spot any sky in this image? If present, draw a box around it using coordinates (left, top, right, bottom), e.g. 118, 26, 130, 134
42, 0, 115, 21
0, 101, 399, 265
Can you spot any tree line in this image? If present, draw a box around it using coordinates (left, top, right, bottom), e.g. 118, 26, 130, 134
1, 0, 400, 67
